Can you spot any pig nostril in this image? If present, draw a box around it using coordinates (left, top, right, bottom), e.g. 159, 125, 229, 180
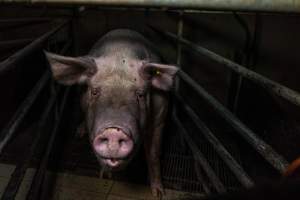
99, 138, 108, 144
119, 139, 125, 145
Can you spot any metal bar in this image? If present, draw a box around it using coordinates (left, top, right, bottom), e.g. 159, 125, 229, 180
0, 18, 50, 23
176, 94, 254, 188
0, 39, 34, 49
1, 0, 300, 13
0, 18, 50, 30
177, 70, 289, 172
0, 71, 50, 153
26, 87, 70, 200
0, 87, 59, 200
194, 161, 211, 195
175, 11, 183, 94
172, 114, 226, 193
0, 20, 68, 74
150, 27, 300, 108
227, 12, 251, 113
26, 39, 71, 200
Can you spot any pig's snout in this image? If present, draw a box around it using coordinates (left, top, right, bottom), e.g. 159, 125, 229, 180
93, 127, 134, 168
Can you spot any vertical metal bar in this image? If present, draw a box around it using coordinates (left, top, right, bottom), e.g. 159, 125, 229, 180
26, 87, 70, 200
175, 11, 183, 90
176, 94, 254, 188
0, 71, 50, 153
0, 86, 59, 200
226, 13, 251, 113
178, 70, 289, 172
173, 114, 226, 193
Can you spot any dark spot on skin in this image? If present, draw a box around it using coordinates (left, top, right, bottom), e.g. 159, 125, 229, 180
91, 87, 101, 96
122, 59, 126, 63
134, 78, 136, 81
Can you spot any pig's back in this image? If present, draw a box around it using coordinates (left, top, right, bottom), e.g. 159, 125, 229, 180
89, 29, 160, 62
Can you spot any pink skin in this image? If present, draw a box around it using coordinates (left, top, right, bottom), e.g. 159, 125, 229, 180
45, 29, 178, 197
93, 128, 134, 169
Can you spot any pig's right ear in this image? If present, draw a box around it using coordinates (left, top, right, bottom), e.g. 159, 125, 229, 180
44, 51, 97, 85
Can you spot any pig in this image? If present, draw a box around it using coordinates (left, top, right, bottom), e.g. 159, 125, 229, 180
44, 29, 178, 197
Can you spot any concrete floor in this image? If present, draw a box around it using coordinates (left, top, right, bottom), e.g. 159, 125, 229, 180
0, 164, 203, 200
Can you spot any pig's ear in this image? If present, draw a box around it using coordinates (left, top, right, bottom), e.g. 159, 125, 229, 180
44, 51, 97, 85
140, 63, 179, 91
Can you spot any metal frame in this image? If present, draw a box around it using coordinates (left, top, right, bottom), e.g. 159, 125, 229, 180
0, 20, 68, 74
0, 18, 70, 199
149, 27, 300, 108
1, 0, 300, 13
173, 115, 226, 193
175, 94, 254, 188
0, 3, 298, 198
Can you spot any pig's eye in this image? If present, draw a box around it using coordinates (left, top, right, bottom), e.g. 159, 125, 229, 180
136, 90, 146, 99
91, 88, 100, 96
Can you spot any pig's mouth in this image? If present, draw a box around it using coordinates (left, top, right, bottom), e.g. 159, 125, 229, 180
96, 155, 132, 170
102, 158, 126, 168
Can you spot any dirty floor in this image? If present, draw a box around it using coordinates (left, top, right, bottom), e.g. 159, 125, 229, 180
0, 163, 203, 200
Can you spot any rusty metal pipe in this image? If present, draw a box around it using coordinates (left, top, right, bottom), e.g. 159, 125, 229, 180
176, 94, 254, 188
177, 70, 289, 173
173, 114, 226, 193
1, 0, 300, 13
0, 20, 68, 74
151, 27, 300, 108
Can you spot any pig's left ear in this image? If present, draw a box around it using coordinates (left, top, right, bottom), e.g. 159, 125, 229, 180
140, 63, 179, 91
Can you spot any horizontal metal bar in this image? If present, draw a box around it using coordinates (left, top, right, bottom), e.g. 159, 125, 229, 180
0, 86, 59, 200
0, 39, 34, 50
177, 70, 289, 173
175, 94, 254, 188
0, 20, 68, 74
26, 87, 69, 200
152, 27, 300, 108
172, 114, 226, 193
0, 18, 50, 23
0, 18, 50, 30
1, 0, 300, 13
0, 71, 50, 153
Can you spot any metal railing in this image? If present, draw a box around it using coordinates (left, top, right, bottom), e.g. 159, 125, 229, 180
1, 0, 300, 13
0, 20, 68, 74
0, 18, 71, 200
148, 16, 294, 192
0, 4, 298, 198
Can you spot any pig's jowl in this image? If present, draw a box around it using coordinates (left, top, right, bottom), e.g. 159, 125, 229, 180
45, 29, 178, 197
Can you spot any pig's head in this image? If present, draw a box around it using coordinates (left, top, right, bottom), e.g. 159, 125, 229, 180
45, 51, 178, 171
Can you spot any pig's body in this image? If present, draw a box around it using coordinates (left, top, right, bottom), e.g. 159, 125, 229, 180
83, 29, 169, 195
45, 29, 178, 197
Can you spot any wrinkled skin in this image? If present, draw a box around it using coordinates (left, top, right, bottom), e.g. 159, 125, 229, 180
45, 29, 178, 197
